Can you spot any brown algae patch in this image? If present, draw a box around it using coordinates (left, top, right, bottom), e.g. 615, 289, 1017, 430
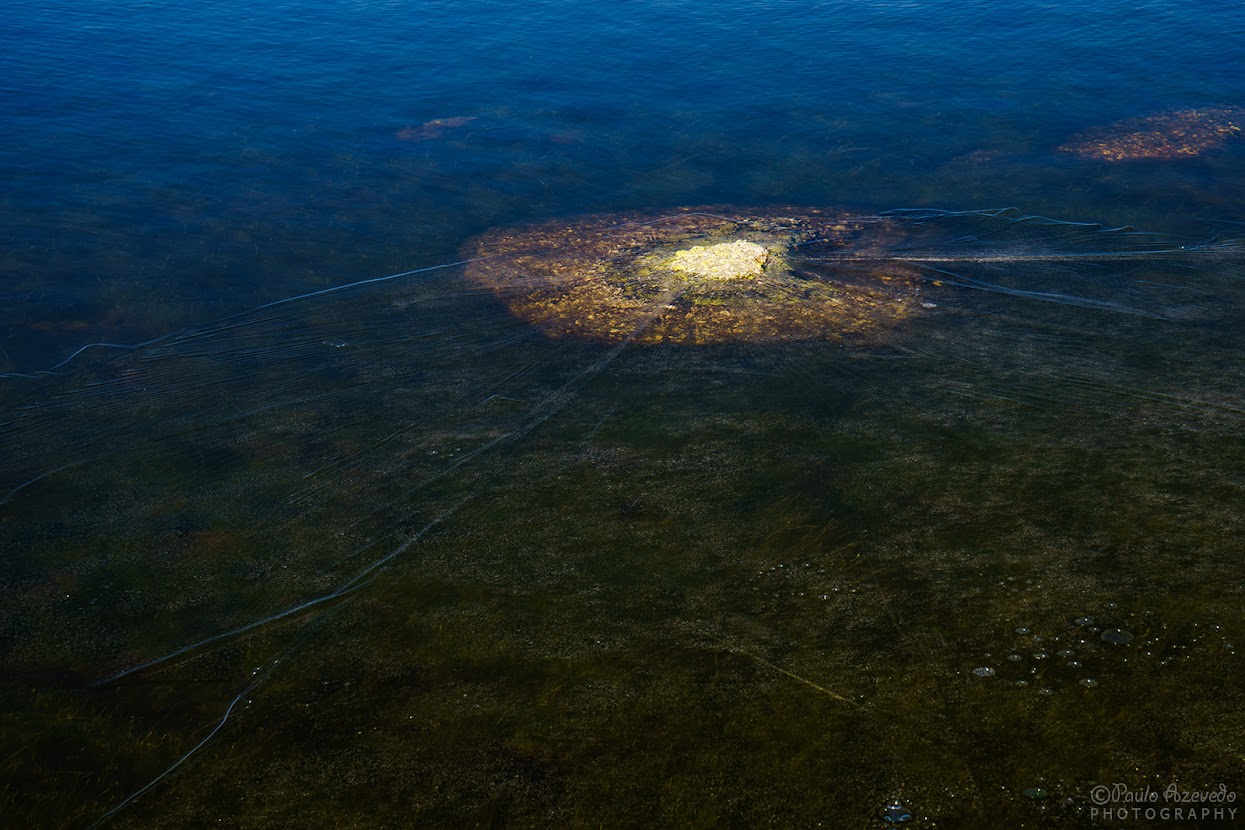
1058, 106, 1245, 161
461, 206, 924, 345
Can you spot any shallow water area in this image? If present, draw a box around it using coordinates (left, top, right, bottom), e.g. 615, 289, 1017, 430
4, 207, 1245, 827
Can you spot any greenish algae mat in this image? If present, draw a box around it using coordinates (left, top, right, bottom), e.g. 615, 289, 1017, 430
2, 209, 1244, 828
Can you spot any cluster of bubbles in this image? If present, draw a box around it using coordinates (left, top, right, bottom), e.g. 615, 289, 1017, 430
970, 602, 1140, 692
971, 599, 1239, 695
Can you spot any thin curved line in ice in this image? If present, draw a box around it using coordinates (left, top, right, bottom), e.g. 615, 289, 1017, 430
87, 599, 356, 830
1, 257, 495, 379
94, 500, 467, 688
0, 461, 84, 508
86, 678, 261, 829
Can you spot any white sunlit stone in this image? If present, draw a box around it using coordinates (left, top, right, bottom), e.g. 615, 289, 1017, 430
668, 239, 769, 280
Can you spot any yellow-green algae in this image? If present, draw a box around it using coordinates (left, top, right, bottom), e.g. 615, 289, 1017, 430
462, 206, 924, 345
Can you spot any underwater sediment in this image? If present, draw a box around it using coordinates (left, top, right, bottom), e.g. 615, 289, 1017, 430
462, 206, 926, 345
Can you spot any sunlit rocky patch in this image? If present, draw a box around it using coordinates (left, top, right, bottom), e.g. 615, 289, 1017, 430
461, 206, 925, 345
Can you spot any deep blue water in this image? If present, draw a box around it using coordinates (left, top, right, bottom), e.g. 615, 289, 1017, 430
3, 0, 1243, 370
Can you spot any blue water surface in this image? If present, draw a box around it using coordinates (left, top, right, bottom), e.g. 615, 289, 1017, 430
3, 0, 1243, 369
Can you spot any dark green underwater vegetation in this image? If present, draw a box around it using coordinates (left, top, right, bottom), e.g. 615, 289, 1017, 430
2, 214, 1243, 827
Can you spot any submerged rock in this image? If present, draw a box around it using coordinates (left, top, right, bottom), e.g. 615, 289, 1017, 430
396, 116, 478, 141
668, 239, 769, 280
461, 206, 925, 345
1058, 106, 1244, 161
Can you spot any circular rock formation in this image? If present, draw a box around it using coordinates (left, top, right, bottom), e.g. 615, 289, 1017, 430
1059, 106, 1244, 161
461, 206, 925, 345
